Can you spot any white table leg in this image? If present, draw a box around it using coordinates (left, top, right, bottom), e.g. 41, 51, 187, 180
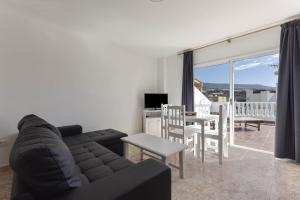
123, 142, 129, 158
162, 156, 168, 165
201, 121, 205, 163
193, 134, 197, 157
140, 148, 144, 161
197, 131, 201, 159
179, 150, 185, 179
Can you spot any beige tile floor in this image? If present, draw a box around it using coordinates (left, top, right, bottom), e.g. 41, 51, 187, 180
128, 145, 300, 200
1, 145, 300, 200
0, 166, 12, 200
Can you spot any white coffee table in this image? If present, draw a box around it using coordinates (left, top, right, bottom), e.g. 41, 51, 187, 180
121, 133, 187, 179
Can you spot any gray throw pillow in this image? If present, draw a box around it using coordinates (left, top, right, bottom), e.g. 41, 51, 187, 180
10, 126, 81, 198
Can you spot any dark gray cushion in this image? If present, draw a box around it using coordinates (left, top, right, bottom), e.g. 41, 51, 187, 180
17, 114, 62, 138
10, 126, 81, 199
63, 134, 92, 146
64, 136, 133, 183
84, 129, 127, 145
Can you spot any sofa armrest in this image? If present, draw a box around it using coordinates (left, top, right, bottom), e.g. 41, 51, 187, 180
54, 159, 171, 200
57, 125, 82, 137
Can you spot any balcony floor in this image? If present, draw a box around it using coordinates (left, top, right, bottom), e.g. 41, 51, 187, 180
234, 123, 275, 152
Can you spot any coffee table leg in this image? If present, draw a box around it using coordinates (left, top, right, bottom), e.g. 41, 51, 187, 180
123, 142, 129, 158
179, 150, 185, 179
162, 156, 168, 165
140, 148, 144, 161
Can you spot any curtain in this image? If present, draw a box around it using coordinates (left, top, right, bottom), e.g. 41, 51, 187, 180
275, 20, 300, 162
182, 51, 194, 112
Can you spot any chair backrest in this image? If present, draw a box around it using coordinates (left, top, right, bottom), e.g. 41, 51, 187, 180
218, 105, 228, 136
167, 105, 186, 140
161, 104, 169, 138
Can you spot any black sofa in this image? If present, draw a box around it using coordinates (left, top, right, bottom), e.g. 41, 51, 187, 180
9, 115, 171, 200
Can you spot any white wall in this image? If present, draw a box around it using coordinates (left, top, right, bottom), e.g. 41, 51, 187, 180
157, 57, 167, 93
164, 27, 281, 105
0, 6, 158, 167
165, 55, 183, 105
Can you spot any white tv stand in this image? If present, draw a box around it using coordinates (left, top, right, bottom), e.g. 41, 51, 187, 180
143, 109, 162, 138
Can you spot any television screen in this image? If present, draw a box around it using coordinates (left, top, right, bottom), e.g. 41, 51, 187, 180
144, 93, 168, 109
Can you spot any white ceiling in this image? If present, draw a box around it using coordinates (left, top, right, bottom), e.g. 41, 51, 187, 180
3, 0, 300, 58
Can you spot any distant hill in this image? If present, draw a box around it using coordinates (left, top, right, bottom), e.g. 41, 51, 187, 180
203, 83, 276, 91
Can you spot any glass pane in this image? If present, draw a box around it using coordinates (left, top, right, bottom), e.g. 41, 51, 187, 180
194, 63, 230, 104
233, 53, 279, 152
194, 63, 230, 116
194, 63, 230, 152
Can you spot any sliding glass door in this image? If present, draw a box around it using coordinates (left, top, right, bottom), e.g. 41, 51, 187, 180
194, 51, 279, 153
233, 53, 279, 152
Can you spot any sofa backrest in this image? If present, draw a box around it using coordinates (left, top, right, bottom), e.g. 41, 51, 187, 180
17, 114, 62, 138
10, 115, 82, 200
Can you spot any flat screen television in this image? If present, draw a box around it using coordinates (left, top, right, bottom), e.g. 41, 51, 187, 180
144, 93, 168, 109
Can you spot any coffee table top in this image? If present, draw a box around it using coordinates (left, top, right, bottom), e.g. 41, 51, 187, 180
121, 133, 187, 157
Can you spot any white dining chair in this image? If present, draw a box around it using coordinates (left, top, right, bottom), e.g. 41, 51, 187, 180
161, 104, 169, 138
167, 105, 196, 152
201, 105, 228, 165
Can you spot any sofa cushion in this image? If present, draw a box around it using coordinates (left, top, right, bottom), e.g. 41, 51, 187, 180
10, 126, 81, 199
66, 139, 133, 183
84, 129, 127, 146
63, 134, 92, 146
17, 114, 62, 138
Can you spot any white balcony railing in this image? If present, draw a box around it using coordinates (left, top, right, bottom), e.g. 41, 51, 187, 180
194, 103, 211, 115
195, 102, 276, 122
234, 102, 276, 121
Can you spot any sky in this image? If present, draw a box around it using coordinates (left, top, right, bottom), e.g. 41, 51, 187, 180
194, 53, 279, 87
